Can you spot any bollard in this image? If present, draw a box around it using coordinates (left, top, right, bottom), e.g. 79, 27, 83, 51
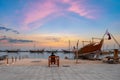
6, 57, 9, 64
12, 57, 14, 63
19, 56, 21, 60
22, 56, 24, 59
15, 57, 17, 62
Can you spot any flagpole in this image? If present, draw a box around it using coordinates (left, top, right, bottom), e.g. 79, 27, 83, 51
102, 30, 107, 39
104, 30, 120, 49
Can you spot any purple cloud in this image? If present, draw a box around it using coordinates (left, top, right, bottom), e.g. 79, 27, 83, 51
0, 36, 34, 43
0, 24, 19, 34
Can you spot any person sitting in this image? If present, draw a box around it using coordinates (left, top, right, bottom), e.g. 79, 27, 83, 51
50, 52, 56, 64
51, 52, 55, 56
48, 52, 59, 67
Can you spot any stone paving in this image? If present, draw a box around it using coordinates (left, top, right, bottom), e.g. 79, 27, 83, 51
0, 59, 120, 80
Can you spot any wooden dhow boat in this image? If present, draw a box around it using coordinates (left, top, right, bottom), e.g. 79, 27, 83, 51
79, 39, 104, 54
75, 30, 120, 60
77, 39, 104, 59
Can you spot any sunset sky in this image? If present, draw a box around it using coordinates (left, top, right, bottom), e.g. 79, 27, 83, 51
0, 0, 120, 50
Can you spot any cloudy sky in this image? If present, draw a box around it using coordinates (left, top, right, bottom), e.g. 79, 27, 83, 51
0, 0, 120, 50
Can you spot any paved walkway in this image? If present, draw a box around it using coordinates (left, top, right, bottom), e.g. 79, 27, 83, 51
0, 59, 120, 80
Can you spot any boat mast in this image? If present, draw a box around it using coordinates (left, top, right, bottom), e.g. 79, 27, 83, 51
76, 40, 79, 63
69, 40, 70, 57
82, 41, 91, 47
33, 42, 36, 50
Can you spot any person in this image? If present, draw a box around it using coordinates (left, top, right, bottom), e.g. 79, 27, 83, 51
51, 52, 55, 56
48, 52, 60, 67
64, 56, 68, 59
50, 52, 56, 64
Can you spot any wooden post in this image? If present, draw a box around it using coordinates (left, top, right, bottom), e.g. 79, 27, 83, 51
19, 56, 21, 60
76, 50, 78, 63
6, 57, 9, 64
15, 57, 17, 62
12, 56, 14, 63
48, 57, 50, 67
114, 49, 118, 62
21, 56, 23, 59
57, 56, 59, 67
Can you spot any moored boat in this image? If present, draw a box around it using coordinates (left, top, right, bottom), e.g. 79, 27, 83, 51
62, 49, 73, 53
7, 50, 19, 53
29, 49, 44, 53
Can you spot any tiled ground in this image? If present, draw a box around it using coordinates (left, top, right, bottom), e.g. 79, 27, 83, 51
0, 62, 120, 80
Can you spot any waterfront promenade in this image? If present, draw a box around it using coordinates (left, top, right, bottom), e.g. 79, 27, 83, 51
0, 59, 120, 80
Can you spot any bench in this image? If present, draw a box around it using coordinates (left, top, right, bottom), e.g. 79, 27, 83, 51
48, 56, 59, 67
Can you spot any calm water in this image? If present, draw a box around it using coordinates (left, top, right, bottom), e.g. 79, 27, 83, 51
0, 52, 74, 59
0, 52, 120, 59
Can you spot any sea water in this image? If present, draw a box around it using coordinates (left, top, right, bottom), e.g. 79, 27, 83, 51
0, 52, 74, 59
0, 52, 119, 59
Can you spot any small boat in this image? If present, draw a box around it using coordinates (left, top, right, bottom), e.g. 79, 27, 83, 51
7, 50, 19, 53
29, 49, 44, 53
62, 49, 72, 53
46, 50, 58, 53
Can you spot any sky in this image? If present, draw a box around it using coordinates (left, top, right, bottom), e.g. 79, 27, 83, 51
0, 0, 120, 50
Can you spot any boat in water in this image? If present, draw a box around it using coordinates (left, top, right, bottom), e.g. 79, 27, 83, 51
29, 49, 44, 53
7, 49, 19, 53
62, 49, 73, 53
46, 50, 58, 53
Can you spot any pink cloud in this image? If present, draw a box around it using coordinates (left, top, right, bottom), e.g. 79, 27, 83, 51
24, 2, 55, 24
22, 0, 59, 30
61, 0, 99, 19
20, 0, 100, 30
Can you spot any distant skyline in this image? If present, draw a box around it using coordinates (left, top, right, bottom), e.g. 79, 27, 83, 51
0, 0, 120, 50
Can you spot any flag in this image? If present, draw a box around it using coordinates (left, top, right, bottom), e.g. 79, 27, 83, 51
107, 32, 111, 40
106, 30, 111, 40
